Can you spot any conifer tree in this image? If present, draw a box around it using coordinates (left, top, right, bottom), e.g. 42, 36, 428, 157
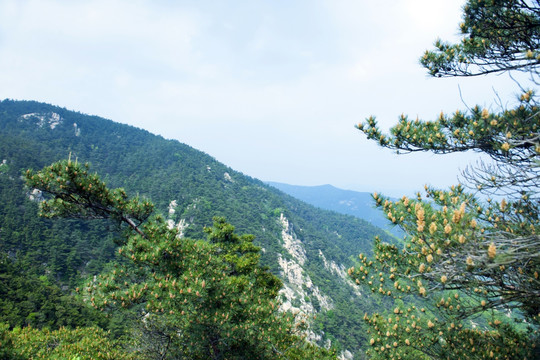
25, 159, 335, 359
5, 325, 136, 360
349, 0, 540, 358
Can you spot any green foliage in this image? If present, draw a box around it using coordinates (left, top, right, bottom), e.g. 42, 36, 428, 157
358, 94, 539, 171
0, 253, 109, 331
350, 189, 536, 359
420, 0, 540, 77
8, 326, 135, 359
351, 0, 540, 358
0, 322, 22, 360
26, 160, 336, 359
362, 307, 531, 359
26, 157, 154, 238
0, 98, 394, 357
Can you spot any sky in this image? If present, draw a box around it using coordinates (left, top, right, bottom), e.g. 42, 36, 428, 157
0, 0, 525, 197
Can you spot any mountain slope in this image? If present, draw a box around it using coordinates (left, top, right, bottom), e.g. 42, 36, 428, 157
0, 99, 393, 358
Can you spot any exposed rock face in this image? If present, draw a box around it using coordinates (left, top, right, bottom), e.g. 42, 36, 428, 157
279, 214, 307, 265
20, 112, 62, 129
28, 188, 44, 202
319, 249, 362, 297
19, 112, 83, 136
166, 200, 188, 238
175, 218, 188, 238
276, 213, 354, 354
277, 214, 333, 315
339, 350, 354, 360
167, 200, 178, 229
168, 200, 178, 216
223, 172, 233, 182
164, 209, 354, 356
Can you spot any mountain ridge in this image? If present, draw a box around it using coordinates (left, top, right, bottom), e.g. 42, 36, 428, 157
266, 181, 402, 237
0, 99, 397, 358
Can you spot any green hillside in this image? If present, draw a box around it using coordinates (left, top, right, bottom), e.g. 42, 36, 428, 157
0, 99, 394, 358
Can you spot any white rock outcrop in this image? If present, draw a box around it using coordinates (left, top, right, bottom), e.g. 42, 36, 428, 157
20, 112, 62, 129
278, 214, 333, 315
279, 214, 307, 265
175, 218, 188, 238
28, 188, 44, 202
223, 172, 233, 182
165, 200, 189, 238
339, 350, 354, 360
168, 200, 178, 216
319, 250, 362, 297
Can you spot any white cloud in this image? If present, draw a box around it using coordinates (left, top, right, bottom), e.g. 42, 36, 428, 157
0, 0, 524, 196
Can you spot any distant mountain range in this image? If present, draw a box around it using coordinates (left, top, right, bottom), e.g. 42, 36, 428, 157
266, 182, 402, 237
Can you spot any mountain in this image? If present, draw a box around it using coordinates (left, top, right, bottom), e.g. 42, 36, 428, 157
0, 99, 395, 358
266, 182, 402, 237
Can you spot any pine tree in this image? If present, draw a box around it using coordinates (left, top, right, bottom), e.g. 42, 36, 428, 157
422, 0, 540, 78
6, 325, 135, 360
349, 0, 540, 358
25, 159, 335, 359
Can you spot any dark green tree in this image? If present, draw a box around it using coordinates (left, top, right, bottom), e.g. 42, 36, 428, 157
26, 159, 335, 359
7, 325, 136, 360
350, 0, 540, 358
421, 0, 540, 77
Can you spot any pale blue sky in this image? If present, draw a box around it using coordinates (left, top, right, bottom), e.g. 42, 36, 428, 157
0, 0, 523, 196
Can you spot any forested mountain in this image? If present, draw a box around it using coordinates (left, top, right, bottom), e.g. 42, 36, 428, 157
266, 182, 402, 237
0, 99, 394, 358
